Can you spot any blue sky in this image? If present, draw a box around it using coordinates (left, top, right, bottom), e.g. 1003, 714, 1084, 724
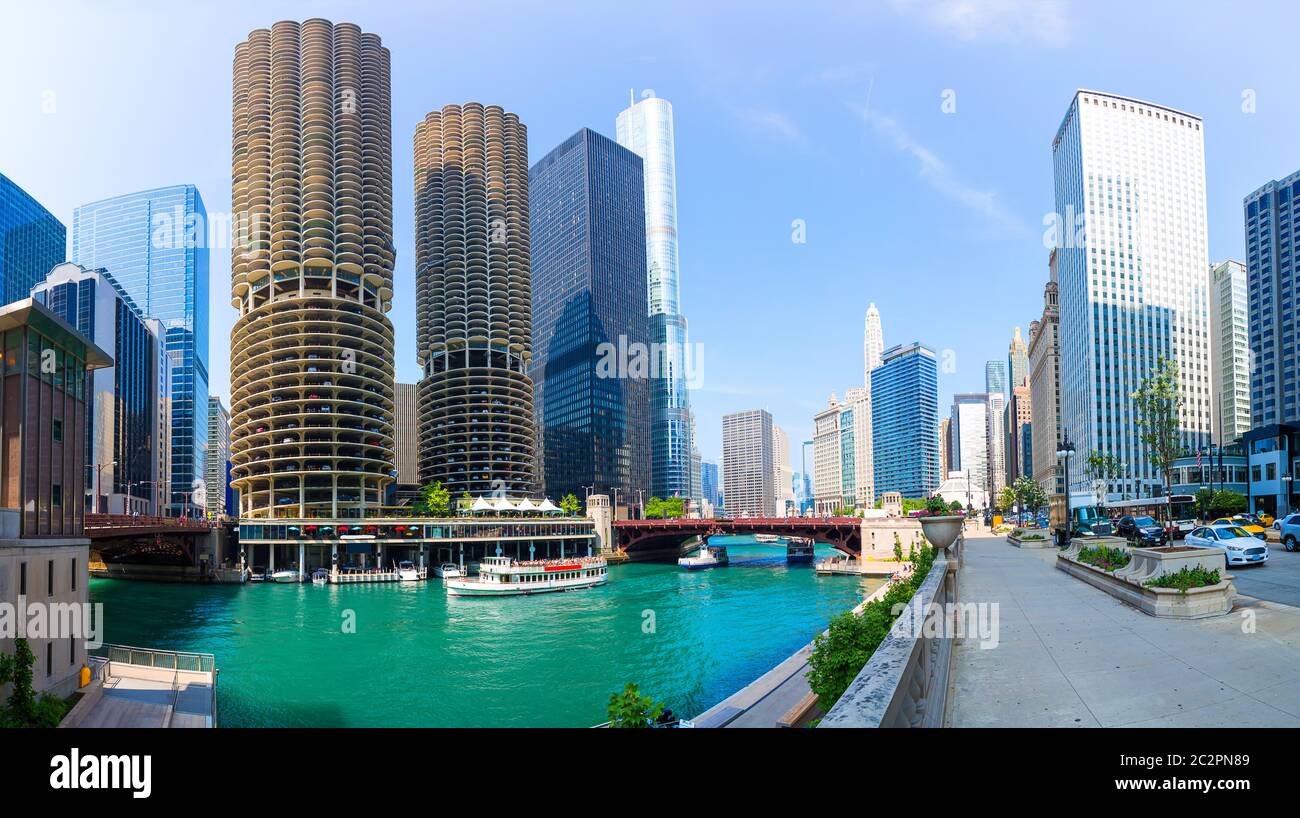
2, 0, 1298, 467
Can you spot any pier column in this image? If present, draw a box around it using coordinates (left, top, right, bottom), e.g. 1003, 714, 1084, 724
269, 543, 275, 572
299, 543, 305, 577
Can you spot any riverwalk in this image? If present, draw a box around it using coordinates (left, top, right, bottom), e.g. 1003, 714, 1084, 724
947, 532, 1300, 727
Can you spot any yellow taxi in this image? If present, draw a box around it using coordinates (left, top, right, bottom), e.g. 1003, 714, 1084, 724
1210, 516, 1266, 537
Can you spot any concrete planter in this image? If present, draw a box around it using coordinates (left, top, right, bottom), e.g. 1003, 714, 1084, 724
1007, 530, 1053, 548
918, 516, 964, 551
1056, 542, 1234, 619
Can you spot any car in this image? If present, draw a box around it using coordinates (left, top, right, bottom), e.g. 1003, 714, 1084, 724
1279, 515, 1300, 551
1272, 513, 1299, 531
1209, 516, 1266, 538
1186, 525, 1269, 566
1116, 515, 1168, 546
1254, 512, 1276, 527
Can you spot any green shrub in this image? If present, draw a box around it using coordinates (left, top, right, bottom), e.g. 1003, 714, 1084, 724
1145, 566, 1221, 594
606, 682, 664, 728
1076, 545, 1130, 572
806, 544, 937, 709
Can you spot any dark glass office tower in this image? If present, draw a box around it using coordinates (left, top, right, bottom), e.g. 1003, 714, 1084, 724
0, 173, 65, 305
528, 128, 651, 503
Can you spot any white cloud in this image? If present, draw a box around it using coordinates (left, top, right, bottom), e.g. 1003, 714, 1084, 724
849, 102, 1025, 235
737, 108, 806, 143
888, 0, 1070, 47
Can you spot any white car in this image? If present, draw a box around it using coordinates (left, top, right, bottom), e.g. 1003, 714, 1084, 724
1186, 525, 1269, 566
1278, 514, 1300, 551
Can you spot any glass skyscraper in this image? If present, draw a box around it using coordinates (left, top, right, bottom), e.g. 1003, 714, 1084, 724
529, 128, 651, 503
616, 94, 700, 506
1, 173, 65, 305
871, 342, 940, 498
72, 185, 209, 515
1245, 176, 1300, 427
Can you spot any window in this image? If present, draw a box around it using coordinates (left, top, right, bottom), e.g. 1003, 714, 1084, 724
1268, 463, 1277, 481
52, 484, 62, 508
47, 559, 54, 596
19, 562, 26, 595
52, 418, 61, 443
71, 558, 77, 592
69, 638, 75, 666
46, 642, 52, 677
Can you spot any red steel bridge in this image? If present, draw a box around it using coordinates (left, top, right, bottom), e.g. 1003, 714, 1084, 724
86, 514, 219, 565
612, 517, 863, 559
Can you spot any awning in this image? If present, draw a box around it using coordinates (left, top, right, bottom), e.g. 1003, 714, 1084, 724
516, 498, 538, 512
471, 497, 495, 512
493, 497, 516, 512
537, 499, 560, 513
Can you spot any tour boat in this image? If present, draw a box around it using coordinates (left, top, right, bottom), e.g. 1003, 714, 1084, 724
397, 560, 422, 582
753, 534, 785, 544
434, 562, 462, 579
678, 545, 729, 570
271, 568, 304, 583
786, 537, 815, 563
445, 555, 608, 597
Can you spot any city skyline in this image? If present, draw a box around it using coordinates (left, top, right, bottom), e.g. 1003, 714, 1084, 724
11, 2, 1300, 467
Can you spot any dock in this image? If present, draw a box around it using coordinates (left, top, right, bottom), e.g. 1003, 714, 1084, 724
61, 645, 218, 729
329, 566, 427, 584
815, 557, 906, 577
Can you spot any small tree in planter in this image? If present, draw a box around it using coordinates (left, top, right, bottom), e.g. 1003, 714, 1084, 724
1132, 357, 1183, 528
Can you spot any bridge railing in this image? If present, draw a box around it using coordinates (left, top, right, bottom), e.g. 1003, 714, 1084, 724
817, 550, 959, 729
86, 514, 216, 530
613, 516, 861, 526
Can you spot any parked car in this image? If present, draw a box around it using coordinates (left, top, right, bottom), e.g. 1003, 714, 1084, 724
1278, 515, 1300, 551
1186, 525, 1269, 567
1209, 516, 1266, 539
1272, 513, 1299, 531
1254, 512, 1276, 527
1116, 515, 1168, 546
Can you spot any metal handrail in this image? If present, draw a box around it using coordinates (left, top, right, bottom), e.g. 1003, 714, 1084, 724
90, 643, 216, 674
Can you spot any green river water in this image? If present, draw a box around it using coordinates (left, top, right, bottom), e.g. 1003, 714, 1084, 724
88, 537, 880, 727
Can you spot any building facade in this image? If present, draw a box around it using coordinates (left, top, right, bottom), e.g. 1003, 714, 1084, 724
32, 263, 170, 515
721, 409, 774, 517
415, 102, 534, 497
73, 184, 209, 516
0, 174, 65, 305
864, 302, 883, 385
1053, 90, 1212, 500
771, 424, 794, 515
1007, 326, 1029, 389
394, 382, 419, 489
985, 360, 1007, 397
986, 392, 1006, 497
1030, 255, 1064, 499
701, 459, 721, 514
228, 20, 396, 519
950, 393, 989, 497
871, 343, 939, 499
206, 397, 230, 517
938, 417, 951, 479
616, 93, 699, 507
528, 128, 651, 504
1209, 259, 1250, 445
1007, 384, 1033, 482
0, 298, 110, 698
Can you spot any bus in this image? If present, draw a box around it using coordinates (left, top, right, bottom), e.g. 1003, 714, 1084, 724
1105, 495, 1197, 538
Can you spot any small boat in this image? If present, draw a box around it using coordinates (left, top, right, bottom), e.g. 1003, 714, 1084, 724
786, 537, 815, 563
397, 560, 422, 582
435, 562, 462, 579
310, 569, 330, 586
753, 534, 785, 544
446, 555, 607, 597
271, 568, 303, 583
248, 566, 267, 583
679, 545, 729, 570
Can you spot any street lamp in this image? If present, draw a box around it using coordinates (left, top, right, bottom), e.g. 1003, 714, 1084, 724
1056, 429, 1076, 548
86, 461, 117, 515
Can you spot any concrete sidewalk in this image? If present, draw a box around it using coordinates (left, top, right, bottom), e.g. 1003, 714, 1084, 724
947, 533, 1300, 727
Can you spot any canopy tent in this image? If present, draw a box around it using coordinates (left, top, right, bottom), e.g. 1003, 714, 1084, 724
537, 498, 561, 514
492, 497, 517, 513
515, 498, 538, 512
471, 497, 495, 513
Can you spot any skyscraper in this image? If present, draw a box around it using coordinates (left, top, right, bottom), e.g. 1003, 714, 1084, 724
984, 360, 1007, 397
529, 127, 651, 503
864, 302, 883, 384
1008, 384, 1033, 481
986, 392, 1006, 497
721, 409, 774, 517
938, 417, 951, 478
32, 262, 170, 515
1030, 252, 1063, 499
415, 103, 534, 497
1210, 260, 1250, 444
206, 397, 230, 517
1053, 90, 1212, 498
771, 424, 795, 515
616, 93, 697, 506
950, 393, 989, 495
701, 459, 721, 512
1007, 326, 1029, 389
871, 342, 939, 498
228, 19, 396, 518
0, 173, 65, 304
842, 387, 873, 508
73, 184, 209, 516
813, 395, 844, 513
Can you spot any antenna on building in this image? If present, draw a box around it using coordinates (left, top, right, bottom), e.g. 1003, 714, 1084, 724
629, 88, 634, 107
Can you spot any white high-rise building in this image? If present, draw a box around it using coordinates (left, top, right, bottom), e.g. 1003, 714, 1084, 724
722, 410, 775, 517
844, 387, 874, 508
864, 302, 884, 384
986, 392, 1006, 498
813, 395, 844, 514
1052, 90, 1212, 498
950, 394, 989, 500
771, 425, 795, 515
1210, 260, 1250, 445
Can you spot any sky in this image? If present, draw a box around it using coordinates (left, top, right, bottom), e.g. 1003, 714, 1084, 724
2, 0, 1298, 469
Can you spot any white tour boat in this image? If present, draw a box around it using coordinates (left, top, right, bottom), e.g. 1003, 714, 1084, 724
434, 562, 462, 579
753, 534, 785, 544
678, 544, 729, 570
445, 555, 607, 597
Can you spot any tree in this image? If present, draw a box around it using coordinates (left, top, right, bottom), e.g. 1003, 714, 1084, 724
1132, 356, 1184, 521
645, 496, 664, 519
0, 638, 35, 722
661, 497, 686, 519
1013, 475, 1047, 516
1085, 450, 1124, 506
415, 481, 450, 517
607, 683, 664, 728
949, 500, 964, 513
995, 486, 1016, 514
559, 492, 581, 516
459, 491, 473, 513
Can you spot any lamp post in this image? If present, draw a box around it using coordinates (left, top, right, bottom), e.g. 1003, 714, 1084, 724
87, 461, 117, 515
1056, 429, 1076, 548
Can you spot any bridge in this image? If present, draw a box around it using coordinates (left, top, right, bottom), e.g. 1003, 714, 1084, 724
612, 517, 863, 559
86, 514, 224, 573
